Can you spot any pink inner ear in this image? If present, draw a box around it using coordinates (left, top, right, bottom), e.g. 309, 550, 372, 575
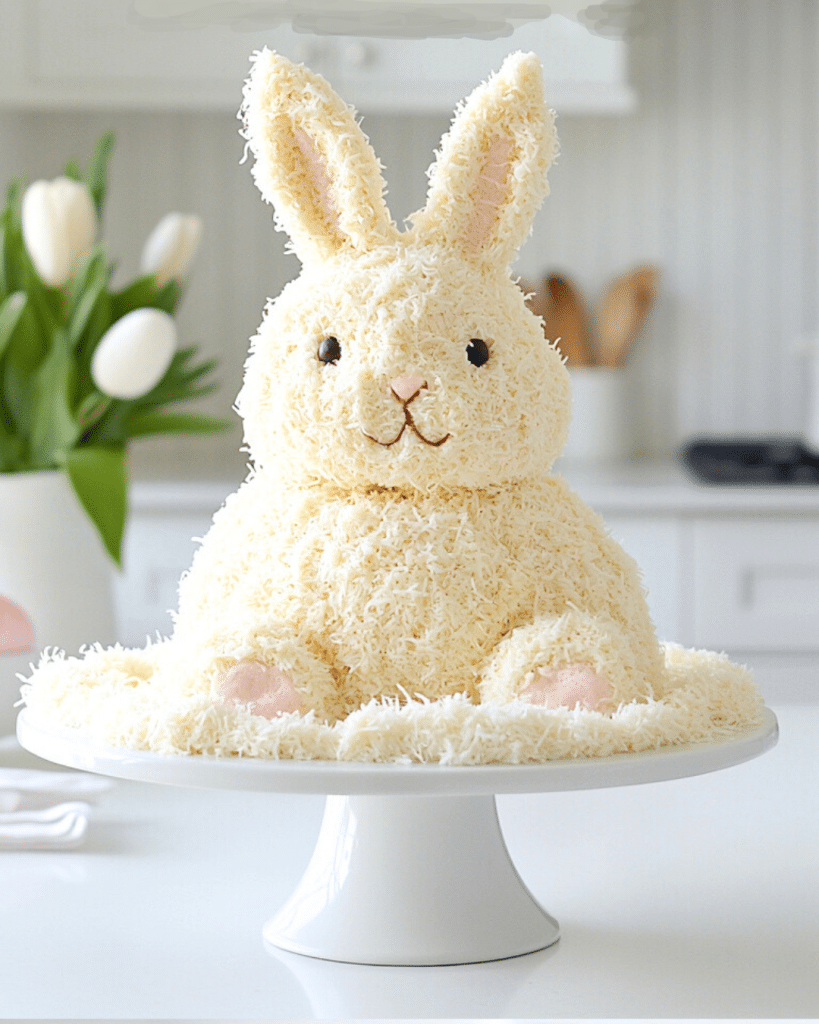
291, 123, 340, 231
0, 596, 37, 655
463, 134, 514, 251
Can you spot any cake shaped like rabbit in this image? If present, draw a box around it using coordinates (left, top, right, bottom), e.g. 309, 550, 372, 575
166, 48, 668, 725
21, 49, 765, 760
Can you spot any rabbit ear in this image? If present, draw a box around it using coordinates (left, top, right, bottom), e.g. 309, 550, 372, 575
409, 52, 558, 267
241, 49, 398, 264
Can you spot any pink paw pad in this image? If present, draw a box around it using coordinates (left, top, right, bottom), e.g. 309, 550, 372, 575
218, 661, 304, 719
520, 662, 614, 712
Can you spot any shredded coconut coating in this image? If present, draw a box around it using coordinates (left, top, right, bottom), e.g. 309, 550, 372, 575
20, 49, 769, 762
20, 643, 764, 763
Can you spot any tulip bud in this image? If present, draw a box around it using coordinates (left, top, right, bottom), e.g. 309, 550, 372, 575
91, 308, 177, 400
21, 177, 97, 288
140, 212, 202, 287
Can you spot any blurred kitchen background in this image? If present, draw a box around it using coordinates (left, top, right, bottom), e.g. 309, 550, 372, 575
2, 0, 815, 479
1, 0, 817, 702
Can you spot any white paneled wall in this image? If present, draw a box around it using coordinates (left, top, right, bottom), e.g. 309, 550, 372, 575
518, 0, 817, 456
0, 0, 815, 479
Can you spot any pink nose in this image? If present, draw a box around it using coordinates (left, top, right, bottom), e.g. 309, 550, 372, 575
390, 374, 427, 402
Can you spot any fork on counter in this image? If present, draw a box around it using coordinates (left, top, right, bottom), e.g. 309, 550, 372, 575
0, 801, 91, 850
0, 753, 114, 851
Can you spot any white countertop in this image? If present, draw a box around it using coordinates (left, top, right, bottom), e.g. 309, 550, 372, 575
130, 460, 819, 517
1, 703, 817, 1018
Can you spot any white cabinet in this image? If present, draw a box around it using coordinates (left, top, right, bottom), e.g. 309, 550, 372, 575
113, 482, 226, 645
691, 518, 819, 653
604, 514, 686, 645
0, 0, 635, 113
115, 510, 212, 645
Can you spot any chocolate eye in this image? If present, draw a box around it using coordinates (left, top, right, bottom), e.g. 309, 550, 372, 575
466, 337, 490, 367
318, 336, 341, 364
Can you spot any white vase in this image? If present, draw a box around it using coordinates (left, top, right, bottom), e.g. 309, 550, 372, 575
0, 470, 117, 735
559, 366, 633, 463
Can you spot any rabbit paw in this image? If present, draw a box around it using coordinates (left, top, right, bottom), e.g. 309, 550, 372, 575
218, 661, 304, 719
520, 663, 613, 712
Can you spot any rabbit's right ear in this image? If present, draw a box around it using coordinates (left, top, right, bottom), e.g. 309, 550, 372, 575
241, 49, 398, 264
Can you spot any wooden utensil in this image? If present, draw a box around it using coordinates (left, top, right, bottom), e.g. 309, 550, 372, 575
522, 273, 590, 366
596, 265, 659, 367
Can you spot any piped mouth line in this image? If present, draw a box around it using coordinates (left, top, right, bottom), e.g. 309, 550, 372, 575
363, 410, 450, 449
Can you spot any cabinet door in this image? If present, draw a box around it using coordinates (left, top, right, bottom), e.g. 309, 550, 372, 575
604, 515, 686, 645
0, 0, 284, 109
692, 518, 819, 652
0, 0, 634, 112
113, 512, 213, 645
333, 18, 635, 113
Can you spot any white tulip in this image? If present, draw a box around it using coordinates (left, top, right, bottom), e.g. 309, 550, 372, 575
21, 176, 97, 288
140, 212, 202, 287
91, 308, 177, 400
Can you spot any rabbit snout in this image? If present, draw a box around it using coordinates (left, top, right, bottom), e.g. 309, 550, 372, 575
364, 374, 450, 448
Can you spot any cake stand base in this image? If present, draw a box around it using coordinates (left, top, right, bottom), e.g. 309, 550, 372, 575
16, 708, 778, 968
264, 793, 558, 965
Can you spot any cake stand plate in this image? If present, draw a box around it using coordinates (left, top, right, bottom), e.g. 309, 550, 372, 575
17, 709, 778, 966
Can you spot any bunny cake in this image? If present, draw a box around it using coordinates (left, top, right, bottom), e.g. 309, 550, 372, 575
20, 51, 765, 763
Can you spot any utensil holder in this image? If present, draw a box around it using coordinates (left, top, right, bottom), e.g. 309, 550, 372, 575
561, 367, 632, 463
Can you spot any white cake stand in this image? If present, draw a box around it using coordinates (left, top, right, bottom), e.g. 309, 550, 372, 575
17, 708, 778, 967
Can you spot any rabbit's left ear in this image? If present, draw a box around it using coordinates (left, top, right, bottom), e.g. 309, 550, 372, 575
409, 52, 558, 268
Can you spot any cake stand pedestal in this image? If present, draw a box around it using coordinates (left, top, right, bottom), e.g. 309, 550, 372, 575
17, 708, 778, 967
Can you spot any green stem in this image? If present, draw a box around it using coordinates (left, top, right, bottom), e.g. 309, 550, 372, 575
80, 394, 112, 435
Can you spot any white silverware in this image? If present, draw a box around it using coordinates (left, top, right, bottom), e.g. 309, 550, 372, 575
0, 800, 91, 850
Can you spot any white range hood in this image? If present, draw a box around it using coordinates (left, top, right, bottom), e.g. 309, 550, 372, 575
0, 0, 636, 113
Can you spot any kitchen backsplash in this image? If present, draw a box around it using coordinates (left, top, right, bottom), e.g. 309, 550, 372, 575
0, 0, 814, 480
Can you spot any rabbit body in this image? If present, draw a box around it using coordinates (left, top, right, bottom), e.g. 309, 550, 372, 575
174, 469, 664, 722
168, 49, 667, 722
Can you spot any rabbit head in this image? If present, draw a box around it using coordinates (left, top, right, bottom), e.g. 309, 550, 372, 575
237, 49, 570, 491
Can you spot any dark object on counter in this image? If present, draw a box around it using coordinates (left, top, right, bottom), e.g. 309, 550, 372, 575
682, 437, 819, 484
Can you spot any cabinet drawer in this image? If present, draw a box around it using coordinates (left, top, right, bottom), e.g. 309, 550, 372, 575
692, 518, 819, 652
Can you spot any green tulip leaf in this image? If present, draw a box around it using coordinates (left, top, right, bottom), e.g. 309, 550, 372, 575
110, 276, 161, 321
62, 159, 83, 182
110, 274, 182, 319
29, 330, 80, 467
0, 219, 10, 298
0, 431, 24, 472
75, 289, 113, 393
2, 300, 46, 436
154, 278, 182, 315
67, 244, 107, 311
0, 291, 27, 361
0, 187, 26, 294
65, 444, 127, 568
136, 380, 219, 412
76, 389, 107, 423
67, 249, 113, 350
22, 258, 62, 338
0, 383, 15, 440
85, 131, 115, 216
127, 411, 232, 437
132, 347, 220, 410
